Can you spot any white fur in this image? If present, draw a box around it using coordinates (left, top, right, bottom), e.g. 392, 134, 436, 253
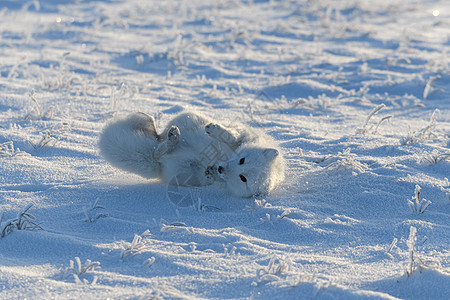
99, 112, 285, 197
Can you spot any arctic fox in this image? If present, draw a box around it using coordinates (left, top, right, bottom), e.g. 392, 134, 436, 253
99, 112, 284, 197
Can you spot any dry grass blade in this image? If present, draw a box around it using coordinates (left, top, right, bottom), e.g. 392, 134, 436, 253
160, 222, 188, 233
356, 104, 392, 135
0, 204, 43, 238
29, 132, 58, 149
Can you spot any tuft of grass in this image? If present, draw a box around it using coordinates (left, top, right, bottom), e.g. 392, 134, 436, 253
253, 256, 292, 285
121, 230, 153, 258
29, 131, 58, 149
420, 152, 450, 164
84, 198, 108, 223
405, 226, 441, 276
39, 52, 80, 91
317, 148, 368, 173
120, 230, 157, 270
28, 123, 69, 149
1, 204, 43, 238
356, 104, 392, 135
326, 156, 368, 173
24, 89, 55, 121
401, 109, 440, 145
325, 148, 368, 173
0, 141, 29, 157
62, 257, 100, 285
408, 185, 431, 214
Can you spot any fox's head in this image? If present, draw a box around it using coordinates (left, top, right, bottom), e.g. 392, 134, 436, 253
217, 147, 284, 197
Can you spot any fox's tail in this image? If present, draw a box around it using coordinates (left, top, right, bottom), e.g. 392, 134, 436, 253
98, 113, 161, 179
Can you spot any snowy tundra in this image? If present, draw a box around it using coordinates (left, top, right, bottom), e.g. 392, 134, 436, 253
0, 0, 449, 299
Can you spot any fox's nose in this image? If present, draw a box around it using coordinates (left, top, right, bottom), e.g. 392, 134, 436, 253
218, 166, 224, 174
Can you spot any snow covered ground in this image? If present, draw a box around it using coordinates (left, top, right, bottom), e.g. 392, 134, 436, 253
0, 0, 449, 298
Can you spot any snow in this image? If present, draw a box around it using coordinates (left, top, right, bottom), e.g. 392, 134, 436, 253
0, 0, 449, 299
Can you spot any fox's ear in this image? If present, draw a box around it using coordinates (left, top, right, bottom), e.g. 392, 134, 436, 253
263, 148, 279, 160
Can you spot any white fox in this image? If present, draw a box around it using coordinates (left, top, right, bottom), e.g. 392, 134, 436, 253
99, 112, 284, 197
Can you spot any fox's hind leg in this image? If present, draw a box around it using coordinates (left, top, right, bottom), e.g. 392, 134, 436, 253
129, 112, 180, 160
205, 123, 242, 150
129, 112, 159, 138
154, 125, 180, 160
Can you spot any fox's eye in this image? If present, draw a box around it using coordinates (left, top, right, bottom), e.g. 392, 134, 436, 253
239, 158, 245, 165
239, 174, 247, 182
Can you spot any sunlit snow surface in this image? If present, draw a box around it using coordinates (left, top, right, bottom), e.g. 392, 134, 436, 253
0, 0, 449, 299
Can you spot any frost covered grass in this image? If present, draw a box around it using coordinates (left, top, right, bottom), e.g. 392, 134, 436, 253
83, 198, 108, 223
24, 89, 55, 121
0, 0, 449, 299
120, 229, 153, 258
356, 104, 392, 135
405, 226, 442, 277
0, 141, 29, 157
400, 109, 441, 145
408, 185, 432, 214
420, 152, 450, 164
0, 204, 42, 238
61, 257, 101, 285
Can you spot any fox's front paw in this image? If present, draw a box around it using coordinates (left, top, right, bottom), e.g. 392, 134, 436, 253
167, 125, 180, 144
205, 123, 221, 136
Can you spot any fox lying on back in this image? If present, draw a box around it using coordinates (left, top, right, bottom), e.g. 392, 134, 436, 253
99, 112, 284, 197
